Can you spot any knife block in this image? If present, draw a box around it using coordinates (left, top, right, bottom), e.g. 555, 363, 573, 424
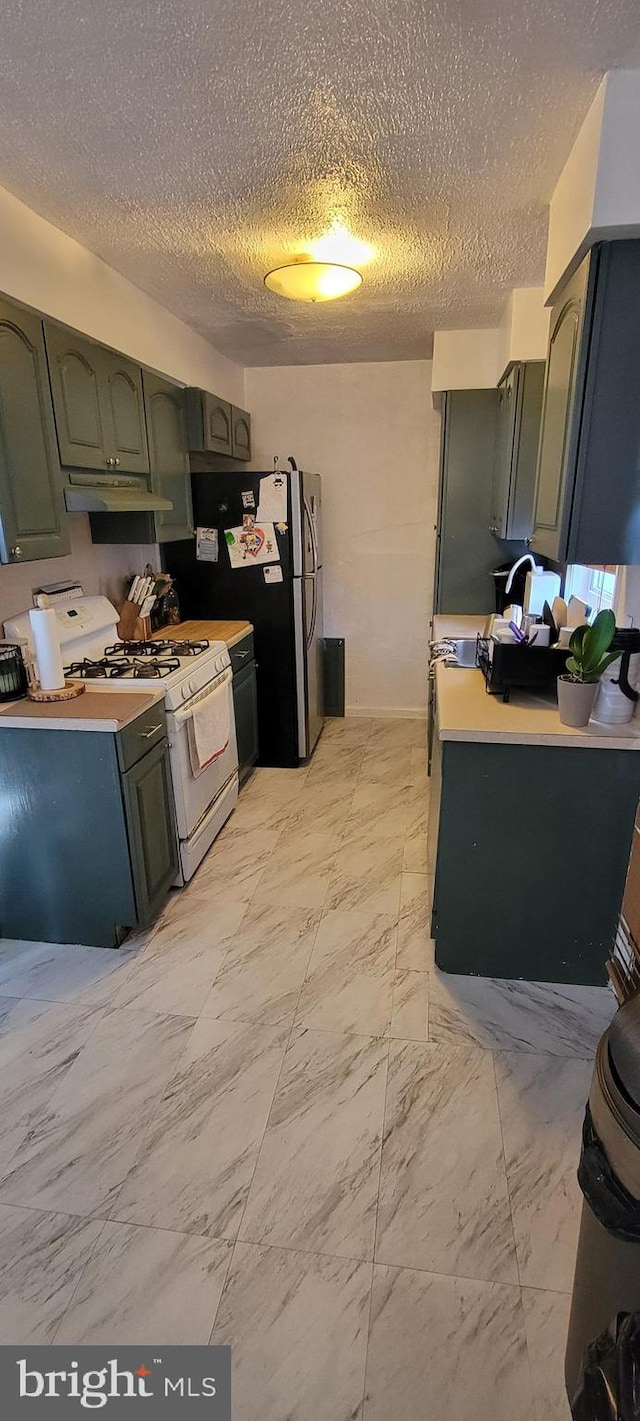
116, 601, 151, 642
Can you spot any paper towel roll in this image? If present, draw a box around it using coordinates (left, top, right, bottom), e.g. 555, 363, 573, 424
29, 599, 65, 690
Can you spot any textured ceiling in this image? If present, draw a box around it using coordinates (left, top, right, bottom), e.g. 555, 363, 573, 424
0, 2, 639, 366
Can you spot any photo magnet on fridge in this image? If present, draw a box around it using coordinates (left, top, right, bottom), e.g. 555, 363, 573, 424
241, 490, 256, 509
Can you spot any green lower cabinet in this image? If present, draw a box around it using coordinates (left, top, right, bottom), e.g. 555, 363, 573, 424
233, 656, 259, 782
431, 738, 640, 985
0, 710, 177, 948
121, 737, 178, 923
0, 299, 68, 563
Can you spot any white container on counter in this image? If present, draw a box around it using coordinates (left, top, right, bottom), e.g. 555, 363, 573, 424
28, 595, 65, 690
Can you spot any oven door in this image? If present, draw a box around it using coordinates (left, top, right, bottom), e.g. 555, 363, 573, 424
166, 668, 238, 842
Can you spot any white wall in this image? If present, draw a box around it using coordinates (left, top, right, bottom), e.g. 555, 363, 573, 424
545, 71, 640, 303
245, 361, 439, 718
0, 185, 244, 403
0, 516, 154, 629
431, 329, 502, 391
497, 287, 550, 377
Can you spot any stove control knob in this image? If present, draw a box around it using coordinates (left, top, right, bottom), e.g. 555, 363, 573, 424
189, 679, 197, 697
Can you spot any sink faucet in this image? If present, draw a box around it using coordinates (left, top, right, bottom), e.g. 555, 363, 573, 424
505, 552, 538, 594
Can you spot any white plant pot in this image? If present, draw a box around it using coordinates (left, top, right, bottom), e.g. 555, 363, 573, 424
557, 677, 598, 729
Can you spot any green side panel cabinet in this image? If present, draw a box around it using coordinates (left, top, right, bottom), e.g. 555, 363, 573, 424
186, 389, 233, 454
0, 298, 69, 563
121, 737, 178, 924
144, 371, 193, 542
434, 389, 527, 614
431, 737, 640, 985
45, 323, 149, 475
231, 405, 252, 460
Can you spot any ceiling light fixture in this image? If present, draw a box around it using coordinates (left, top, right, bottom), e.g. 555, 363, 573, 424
264, 259, 363, 303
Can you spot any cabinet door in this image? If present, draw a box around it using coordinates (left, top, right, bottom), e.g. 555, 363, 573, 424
0, 301, 69, 563
233, 661, 259, 780
100, 348, 149, 474
143, 372, 193, 542
44, 323, 108, 470
122, 740, 178, 925
531, 256, 590, 561
508, 361, 545, 542
231, 406, 251, 460
203, 394, 232, 454
490, 368, 517, 537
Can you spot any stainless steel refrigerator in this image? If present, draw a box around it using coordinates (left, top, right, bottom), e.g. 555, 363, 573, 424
163, 466, 325, 767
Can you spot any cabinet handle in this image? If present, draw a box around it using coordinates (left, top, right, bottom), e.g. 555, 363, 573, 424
11, 545, 22, 558
106, 457, 115, 467
139, 724, 163, 739
114, 458, 121, 466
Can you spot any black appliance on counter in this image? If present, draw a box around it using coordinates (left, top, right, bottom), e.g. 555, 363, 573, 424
476, 635, 570, 701
163, 467, 324, 768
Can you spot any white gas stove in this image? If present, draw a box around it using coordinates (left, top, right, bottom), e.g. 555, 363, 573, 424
6, 595, 230, 713
5, 595, 239, 883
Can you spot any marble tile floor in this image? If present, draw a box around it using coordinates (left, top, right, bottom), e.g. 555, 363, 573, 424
0, 715, 614, 1418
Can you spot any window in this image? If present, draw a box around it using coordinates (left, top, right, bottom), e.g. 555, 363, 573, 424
564, 564, 618, 616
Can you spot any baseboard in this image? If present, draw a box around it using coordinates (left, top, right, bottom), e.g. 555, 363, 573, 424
344, 706, 428, 720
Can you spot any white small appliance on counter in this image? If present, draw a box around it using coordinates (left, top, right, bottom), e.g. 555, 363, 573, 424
5, 595, 239, 883
503, 553, 562, 618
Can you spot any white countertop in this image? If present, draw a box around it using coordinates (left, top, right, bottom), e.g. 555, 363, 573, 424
0, 685, 165, 732
432, 613, 489, 641
435, 662, 640, 751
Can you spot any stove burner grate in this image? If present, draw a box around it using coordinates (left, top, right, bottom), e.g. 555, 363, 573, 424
65, 655, 180, 680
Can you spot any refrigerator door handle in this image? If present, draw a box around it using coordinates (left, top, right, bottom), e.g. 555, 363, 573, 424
303, 495, 319, 574
303, 573, 317, 649
293, 577, 308, 757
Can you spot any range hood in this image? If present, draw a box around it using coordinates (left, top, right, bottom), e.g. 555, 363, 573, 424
65, 487, 173, 514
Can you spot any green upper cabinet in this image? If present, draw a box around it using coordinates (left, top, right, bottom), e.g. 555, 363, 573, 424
530, 257, 590, 562
44, 323, 149, 476
490, 361, 544, 542
186, 389, 232, 454
0, 298, 69, 563
43, 324, 105, 470
186, 390, 251, 459
143, 371, 193, 542
231, 405, 251, 460
102, 349, 149, 474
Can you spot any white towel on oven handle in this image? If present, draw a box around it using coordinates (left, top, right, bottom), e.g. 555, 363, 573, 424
187, 680, 230, 776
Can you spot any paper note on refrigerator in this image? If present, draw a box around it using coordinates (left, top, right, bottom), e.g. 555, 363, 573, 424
226, 523, 280, 568
196, 527, 219, 562
263, 565, 283, 584
257, 473, 287, 523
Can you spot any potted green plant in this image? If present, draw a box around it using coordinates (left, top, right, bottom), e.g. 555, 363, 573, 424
558, 608, 621, 727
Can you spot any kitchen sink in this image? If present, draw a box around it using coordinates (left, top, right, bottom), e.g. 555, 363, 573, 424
442, 637, 478, 668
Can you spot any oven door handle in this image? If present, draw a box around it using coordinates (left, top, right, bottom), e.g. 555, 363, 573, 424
171, 668, 233, 727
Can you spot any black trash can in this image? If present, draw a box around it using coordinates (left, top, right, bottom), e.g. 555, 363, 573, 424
566, 994, 640, 1418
